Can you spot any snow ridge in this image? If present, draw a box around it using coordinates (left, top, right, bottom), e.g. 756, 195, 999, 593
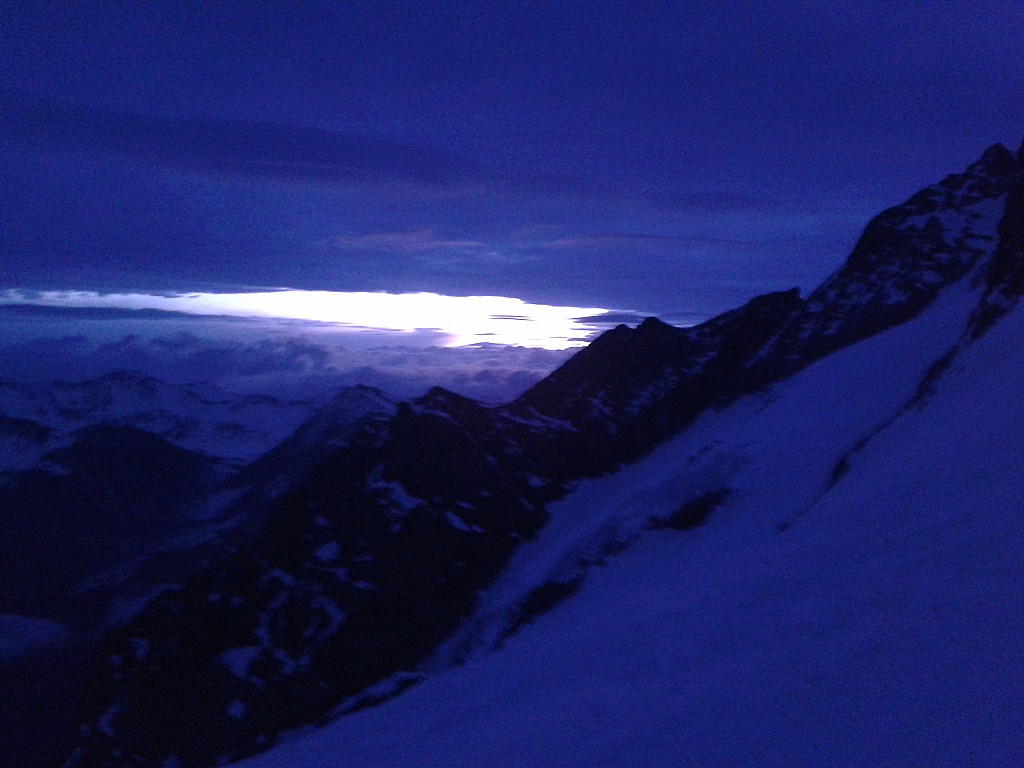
61, 140, 1024, 768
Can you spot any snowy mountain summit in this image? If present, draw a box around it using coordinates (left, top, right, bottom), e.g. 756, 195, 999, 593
61, 140, 1024, 768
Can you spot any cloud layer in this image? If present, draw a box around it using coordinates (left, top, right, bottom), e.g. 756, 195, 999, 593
3, 4, 1021, 326
0, 289, 622, 349
0, 306, 586, 402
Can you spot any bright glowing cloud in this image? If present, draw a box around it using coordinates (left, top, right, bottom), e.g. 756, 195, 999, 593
0, 289, 615, 350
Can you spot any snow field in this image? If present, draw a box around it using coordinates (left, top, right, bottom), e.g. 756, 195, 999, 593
236, 264, 1024, 764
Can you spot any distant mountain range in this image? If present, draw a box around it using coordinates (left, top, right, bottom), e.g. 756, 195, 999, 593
2, 139, 1022, 767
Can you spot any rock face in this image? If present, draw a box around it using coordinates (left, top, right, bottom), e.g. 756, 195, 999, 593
67, 392, 552, 768
506, 289, 804, 479
65, 141, 1024, 768
971, 142, 1024, 334
746, 142, 1021, 381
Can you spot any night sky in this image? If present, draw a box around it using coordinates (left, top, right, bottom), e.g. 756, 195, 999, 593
1, 2, 1023, 395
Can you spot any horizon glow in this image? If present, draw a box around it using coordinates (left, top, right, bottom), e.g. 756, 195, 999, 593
0, 289, 616, 350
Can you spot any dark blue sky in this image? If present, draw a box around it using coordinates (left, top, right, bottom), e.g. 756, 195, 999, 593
2, 1, 1023, 320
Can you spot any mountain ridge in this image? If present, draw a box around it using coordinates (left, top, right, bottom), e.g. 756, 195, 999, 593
232, 275, 1024, 768
53, 139, 1024, 767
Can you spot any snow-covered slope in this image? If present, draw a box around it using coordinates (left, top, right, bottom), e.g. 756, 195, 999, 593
237, 253, 1024, 768
0, 373, 355, 617
0, 382, 396, 768
432, 269, 988, 666
0, 370, 323, 471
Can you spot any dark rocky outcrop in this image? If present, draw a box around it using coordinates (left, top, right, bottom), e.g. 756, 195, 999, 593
970, 140, 1024, 335
650, 489, 730, 531
746, 142, 1023, 382
507, 288, 804, 477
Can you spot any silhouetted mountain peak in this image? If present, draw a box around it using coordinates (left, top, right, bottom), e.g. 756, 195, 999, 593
974, 142, 1016, 175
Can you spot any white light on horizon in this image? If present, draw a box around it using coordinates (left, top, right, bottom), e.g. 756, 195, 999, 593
0, 289, 616, 350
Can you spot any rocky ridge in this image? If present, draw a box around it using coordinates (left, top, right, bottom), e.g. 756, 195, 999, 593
64, 140, 1024, 768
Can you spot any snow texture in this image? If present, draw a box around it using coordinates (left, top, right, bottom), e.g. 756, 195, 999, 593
236, 263, 1024, 767
0, 371, 323, 471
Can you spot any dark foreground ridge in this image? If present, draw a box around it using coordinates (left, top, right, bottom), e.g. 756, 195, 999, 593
65, 140, 1024, 767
